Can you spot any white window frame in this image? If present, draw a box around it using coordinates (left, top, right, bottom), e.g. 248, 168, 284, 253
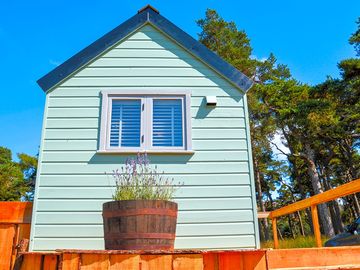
108, 97, 145, 150
98, 90, 192, 154
148, 96, 185, 151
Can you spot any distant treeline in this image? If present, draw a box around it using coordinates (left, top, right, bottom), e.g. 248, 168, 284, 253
0, 147, 37, 201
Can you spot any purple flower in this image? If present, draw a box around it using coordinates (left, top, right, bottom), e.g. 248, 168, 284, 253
110, 152, 183, 201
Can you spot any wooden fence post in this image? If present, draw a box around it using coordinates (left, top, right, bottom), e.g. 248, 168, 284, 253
0, 202, 33, 270
0, 224, 16, 270
310, 205, 322, 247
272, 218, 279, 249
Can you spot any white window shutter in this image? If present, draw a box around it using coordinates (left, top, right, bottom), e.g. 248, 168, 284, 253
152, 99, 183, 147
110, 100, 141, 147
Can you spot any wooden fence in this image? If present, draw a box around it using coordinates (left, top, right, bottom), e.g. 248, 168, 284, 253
0, 202, 32, 270
17, 250, 267, 270
269, 178, 360, 248
15, 247, 360, 270
1, 201, 360, 269
2, 184, 360, 270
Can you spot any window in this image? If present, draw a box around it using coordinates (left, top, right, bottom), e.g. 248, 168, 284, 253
152, 99, 183, 147
99, 90, 192, 153
110, 99, 142, 147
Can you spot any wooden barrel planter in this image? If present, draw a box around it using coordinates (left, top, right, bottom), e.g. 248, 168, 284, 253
102, 200, 178, 250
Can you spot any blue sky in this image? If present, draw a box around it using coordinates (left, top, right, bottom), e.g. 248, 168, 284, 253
0, 0, 359, 158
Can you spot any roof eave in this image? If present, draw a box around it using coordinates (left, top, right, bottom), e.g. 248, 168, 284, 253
146, 9, 253, 92
37, 11, 148, 92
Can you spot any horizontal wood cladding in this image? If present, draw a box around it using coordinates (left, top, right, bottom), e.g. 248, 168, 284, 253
32, 235, 256, 250
45, 118, 246, 129
101, 49, 191, 59
41, 150, 249, 162
39, 162, 250, 174
77, 66, 214, 75
35, 209, 255, 224
113, 40, 181, 50
61, 77, 229, 87
42, 139, 248, 151
44, 129, 246, 140
36, 198, 253, 212
38, 174, 251, 187
46, 107, 245, 118
31, 24, 257, 251
34, 222, 255, 238
36, 186, 252, 199
49, 89, 243, 99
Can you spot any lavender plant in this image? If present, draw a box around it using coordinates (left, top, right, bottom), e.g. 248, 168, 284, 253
111, 153, 180, 201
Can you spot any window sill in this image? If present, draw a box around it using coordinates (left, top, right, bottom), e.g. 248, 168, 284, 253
96, 149, 195, 155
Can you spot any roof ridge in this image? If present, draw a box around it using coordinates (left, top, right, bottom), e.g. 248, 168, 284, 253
138, 4, 159, 14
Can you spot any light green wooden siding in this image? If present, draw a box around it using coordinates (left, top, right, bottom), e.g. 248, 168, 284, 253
30, 24, 258, 251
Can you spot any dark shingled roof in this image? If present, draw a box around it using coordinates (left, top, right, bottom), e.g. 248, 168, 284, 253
37, 5, 253, 92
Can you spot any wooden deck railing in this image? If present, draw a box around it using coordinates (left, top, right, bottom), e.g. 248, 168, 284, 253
0, 202, 32, 270
1, 201, 360, 269
268, 178, 360, 248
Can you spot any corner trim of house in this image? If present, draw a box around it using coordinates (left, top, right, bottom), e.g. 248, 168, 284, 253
243, 93, 260, 248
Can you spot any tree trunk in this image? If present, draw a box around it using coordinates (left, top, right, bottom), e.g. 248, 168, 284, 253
288, 214, 295, 238
333, 200, 344, 233
281, 130, 312, 237
266, 190, 274, 207
297, 173, 312, 236
258, 222, 265, 241
304, 144, 335, 237
261, 218, 270, 241
343, 140, 360, 216
352, 194, 360, 216
322, 176, 344, 234
285, 183, 306, 237
254, 159, 270, 241
296, 211, 306, 236
307, 208, 314, 235
350, 202, 357, 220
328, 202, 341, 234
345, 138, 358, 181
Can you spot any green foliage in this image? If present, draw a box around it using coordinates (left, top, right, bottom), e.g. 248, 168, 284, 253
0, 147, 37, 201
261, 236, 329, 249
111, 153, 180, 201
196, 9, 256, 77
18, 153, 38, 200
197, 8, 360, 241
339, 58, 360, 80
349, 17, 360, 56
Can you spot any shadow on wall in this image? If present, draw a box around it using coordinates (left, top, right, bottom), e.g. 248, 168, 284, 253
88, 154, 193, 165
195, 98, 215, 119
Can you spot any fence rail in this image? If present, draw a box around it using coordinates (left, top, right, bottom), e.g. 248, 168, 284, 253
268, 178, 360, 248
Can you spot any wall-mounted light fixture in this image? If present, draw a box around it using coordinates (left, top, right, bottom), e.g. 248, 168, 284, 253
206, 96, 217, 106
